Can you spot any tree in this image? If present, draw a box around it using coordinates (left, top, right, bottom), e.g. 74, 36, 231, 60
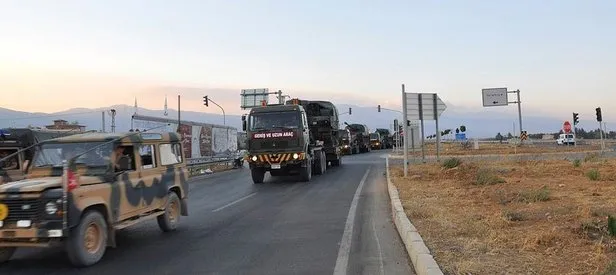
495, 132, 503, 140
507, 132, 514, 139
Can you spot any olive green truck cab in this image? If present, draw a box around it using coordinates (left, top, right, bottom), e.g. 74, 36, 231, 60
0, 131, 189, 267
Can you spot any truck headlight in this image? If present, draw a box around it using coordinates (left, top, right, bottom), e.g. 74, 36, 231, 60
292, 153, 299, 159
45, 202, 58, 215
251, 156, 258, 161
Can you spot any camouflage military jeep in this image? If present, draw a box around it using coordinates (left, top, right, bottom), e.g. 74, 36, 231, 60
0, 131, 189, 266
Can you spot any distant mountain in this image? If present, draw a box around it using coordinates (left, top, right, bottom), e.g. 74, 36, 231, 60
0, 104, 607, 138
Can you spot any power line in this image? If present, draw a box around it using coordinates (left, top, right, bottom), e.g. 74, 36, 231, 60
0, 110, 103, 121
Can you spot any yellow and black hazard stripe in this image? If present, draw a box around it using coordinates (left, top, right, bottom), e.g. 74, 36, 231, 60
249, 152, 306, 164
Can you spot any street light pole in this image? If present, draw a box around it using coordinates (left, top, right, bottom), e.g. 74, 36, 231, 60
206, 98, 226, 125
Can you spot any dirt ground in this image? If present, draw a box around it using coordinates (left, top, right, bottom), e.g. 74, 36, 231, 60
391, 155, 616, 275
404, 142, 607, 156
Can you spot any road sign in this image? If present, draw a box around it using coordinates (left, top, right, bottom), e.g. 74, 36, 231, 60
482, 88, 508, 107
455, 133, 467, 141
405, 93, 447, 121
563, 121, 572, 133
241, 89, 269, 109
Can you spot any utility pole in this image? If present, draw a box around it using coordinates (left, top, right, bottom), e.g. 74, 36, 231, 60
177, 95, 181, 133
402, 84, 408, 177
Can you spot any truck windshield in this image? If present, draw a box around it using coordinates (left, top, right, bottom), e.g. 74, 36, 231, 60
33, 142, 113, 168
370, 134, 379, 140
0, 149, 19, 170
250, 112, 300, 131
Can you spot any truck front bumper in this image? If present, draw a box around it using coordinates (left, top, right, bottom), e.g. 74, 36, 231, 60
246, 152, 307, 170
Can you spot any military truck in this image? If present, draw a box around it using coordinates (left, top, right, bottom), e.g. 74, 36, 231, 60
0, 131, 189, 266
369, 132, 382, 150
345, 123, 371, 153
375, 128, 393, 149
242, 99, 342, 183
338, 129, 352, 155
0, 128, 81, 185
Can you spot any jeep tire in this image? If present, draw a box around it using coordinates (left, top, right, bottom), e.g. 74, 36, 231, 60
66, 210, 108, 267
158, 191, 181, 232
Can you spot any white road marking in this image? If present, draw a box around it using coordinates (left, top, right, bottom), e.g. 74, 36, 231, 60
333, 168, 371, 275
372, 202, 385, 275
212, 192, 257, 212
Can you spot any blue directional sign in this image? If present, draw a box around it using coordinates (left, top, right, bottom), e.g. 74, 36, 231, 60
455, 133, 467, 141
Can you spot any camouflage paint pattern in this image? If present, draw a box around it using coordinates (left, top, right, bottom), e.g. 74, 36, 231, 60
0, 132, 189, 247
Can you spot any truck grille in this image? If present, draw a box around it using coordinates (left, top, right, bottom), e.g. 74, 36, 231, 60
251, 139, 298, 150
0, 199, 41, 222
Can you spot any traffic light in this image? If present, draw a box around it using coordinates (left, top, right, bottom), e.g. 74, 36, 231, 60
378, 105, 381, 112
573, 112, 579, 125
596, 107, 602, 122
203, 96, 209, 107
407, 120, 411, 126
348, 107, 352, 115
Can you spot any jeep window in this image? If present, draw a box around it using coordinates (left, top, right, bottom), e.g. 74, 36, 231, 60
139, 144, 156, 169
160, 143, 183, 165
250, 112, 300, 130
0, 149, 19, 170
33, 142, 112, 170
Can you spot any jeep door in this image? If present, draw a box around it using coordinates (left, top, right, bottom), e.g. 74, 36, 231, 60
136, 143, 167, 213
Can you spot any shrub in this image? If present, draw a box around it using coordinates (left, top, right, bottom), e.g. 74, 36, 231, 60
442, 157, 462, 169
518, 186, 551, 203
573, 159, 581, 168
586, 169, 600, 181
475, 168, 505, 185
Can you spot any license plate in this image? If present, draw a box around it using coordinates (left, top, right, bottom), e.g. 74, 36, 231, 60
271, 164, 281, 169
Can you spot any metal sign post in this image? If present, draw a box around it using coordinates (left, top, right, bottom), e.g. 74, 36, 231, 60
402, 84, 409, 177
404, 91, 447, 164
482, 87, 524, 141
433, 94, 441, 162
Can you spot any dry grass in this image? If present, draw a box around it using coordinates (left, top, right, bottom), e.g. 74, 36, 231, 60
407, 142, 605, 157
391, 157, 616, 275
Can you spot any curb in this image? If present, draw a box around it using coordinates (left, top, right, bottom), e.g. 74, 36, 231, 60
385, 157, 444, 275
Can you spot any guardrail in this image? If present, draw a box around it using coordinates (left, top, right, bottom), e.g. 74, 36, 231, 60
186, 157, 236, 177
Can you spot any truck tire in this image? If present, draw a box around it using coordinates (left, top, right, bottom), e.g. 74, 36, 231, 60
66, 210, 108, 267
251, 168, 265, 184
331, 155, 342, 167
0, 247, 16, 263
300, 158, 312, 182
314, 151, 326, 175
157, 191, 181, 232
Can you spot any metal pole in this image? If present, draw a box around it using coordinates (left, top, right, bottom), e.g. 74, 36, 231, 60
600, 121, 605, 152
433, 94, 440, 162
101, 111, 105, 133
402, 84, 408, 177
410, 127, 415, 161
177, 95, 181, 132
419, 94, 426, 163
209, 99, 226, 125
517, 89, 523, 139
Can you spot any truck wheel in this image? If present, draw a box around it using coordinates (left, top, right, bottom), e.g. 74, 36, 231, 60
0, 247, 16, 263
66, 210, 108, 267
251, 168, 265, 184
300, 158, 312, 182
331, 155, 342, 167
314, 151, 326, 175
157, 191, 181, 232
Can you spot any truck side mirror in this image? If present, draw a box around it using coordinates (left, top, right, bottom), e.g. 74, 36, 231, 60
242, 120, 247, 131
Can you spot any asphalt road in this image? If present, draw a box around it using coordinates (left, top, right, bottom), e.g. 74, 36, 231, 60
0, 151, 414, 275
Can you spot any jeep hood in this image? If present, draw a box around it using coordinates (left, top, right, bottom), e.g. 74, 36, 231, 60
0, 176, 104, 193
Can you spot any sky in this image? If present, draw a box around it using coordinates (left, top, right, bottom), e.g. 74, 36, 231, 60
1, 0, 615, 120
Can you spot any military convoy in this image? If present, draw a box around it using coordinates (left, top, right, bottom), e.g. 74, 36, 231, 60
344, 123, 371, 154
242, 98, 342, 183
0, 131, 188, 266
